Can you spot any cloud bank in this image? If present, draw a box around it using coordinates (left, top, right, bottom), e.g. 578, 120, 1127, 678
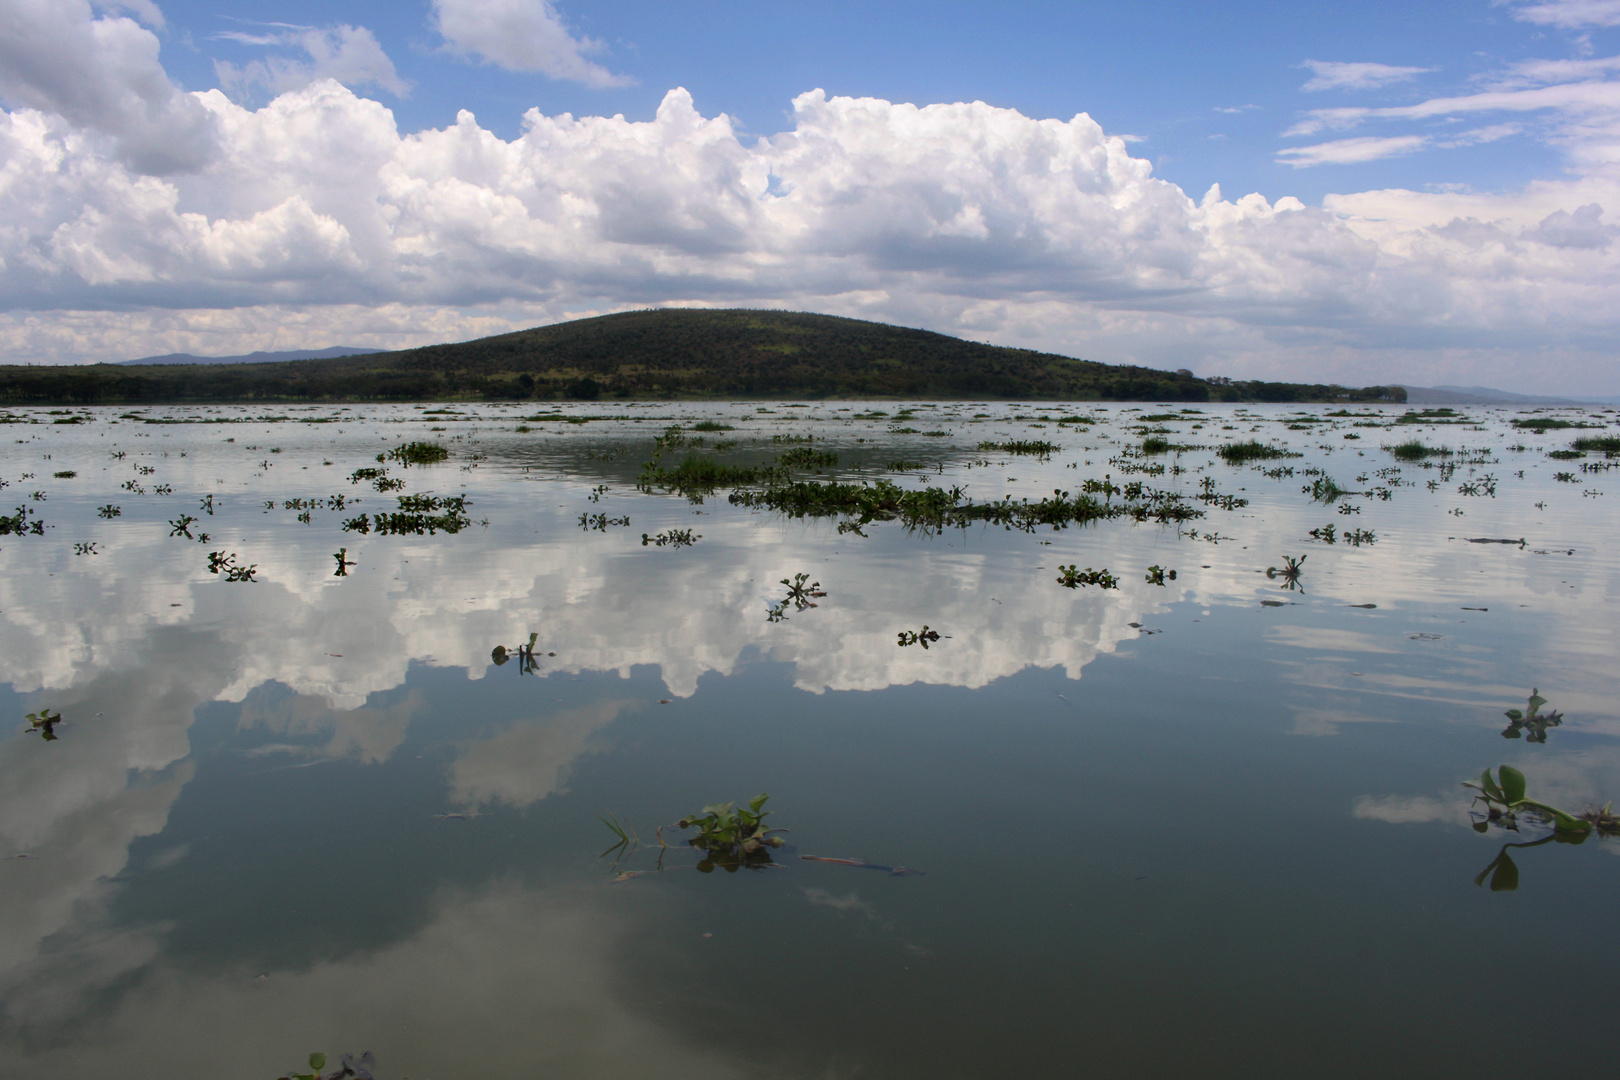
1, 1, 1620, 388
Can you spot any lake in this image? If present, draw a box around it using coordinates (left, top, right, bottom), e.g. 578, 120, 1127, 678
2, 399, 1617, 1078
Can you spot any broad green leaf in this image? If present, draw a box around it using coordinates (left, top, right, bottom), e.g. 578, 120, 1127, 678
1527, 690, 1547, 715
309, 1053, 326, 1071
1480, 770, 1503, 801
1498, 765, 1526, 805
490, 646, 508, 665
701, 802, 733, 817
749, 793, 769, 814
1504, 709, 1523, 721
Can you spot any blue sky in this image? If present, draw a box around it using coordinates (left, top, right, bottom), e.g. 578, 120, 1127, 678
172, 0, 1572, 204
2, 0, 1619, 390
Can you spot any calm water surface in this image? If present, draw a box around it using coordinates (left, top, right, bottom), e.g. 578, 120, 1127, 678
2, 400, 1618, 1078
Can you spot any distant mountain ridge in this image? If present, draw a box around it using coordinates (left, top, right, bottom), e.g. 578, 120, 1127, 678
1401, 384, 1620, 406
1, 309, 1406, 405
118, 346, 382, 366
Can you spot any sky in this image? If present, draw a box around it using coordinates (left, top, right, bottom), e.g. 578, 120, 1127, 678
1, 0, 1619, 391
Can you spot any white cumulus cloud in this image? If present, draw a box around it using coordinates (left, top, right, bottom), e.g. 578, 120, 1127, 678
0, 0, 215, 174
431, 0, 632, 88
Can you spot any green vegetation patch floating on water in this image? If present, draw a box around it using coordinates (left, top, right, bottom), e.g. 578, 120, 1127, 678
1387, 439, 1453, 461
1572, 435, 1620, 453
1510, 416, 1599, 431
978, 440, 1060, 456
1217, 440, 1298, 463
386, 441, 449, 465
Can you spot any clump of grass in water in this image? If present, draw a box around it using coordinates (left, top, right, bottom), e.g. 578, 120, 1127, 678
1572, 435, 1620, 454
978, 439, 1059, 456
732, 480, 1201, 536
1217, 440, 1297, 463
386, 441, 449, 465
343, 494, 470, 535
1511, 416, 1595, 431
1141, 436, 1171, 454
690, 420, 734, 432
1387, 439, 1452, 461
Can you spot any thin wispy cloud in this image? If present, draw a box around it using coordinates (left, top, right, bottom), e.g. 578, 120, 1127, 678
1300, 60, 1434, 92
214, 24, 409, 98
1506, 0, 1620, 28
1277, 134, 1429, 167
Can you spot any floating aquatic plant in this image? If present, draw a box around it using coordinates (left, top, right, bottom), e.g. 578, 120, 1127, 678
1464, 765, 1590, 835
897, 626, 942, 647
978, 440, 1059, 456
277, 1050, 376, 1080
1217, 440, 1297, 463
1501, 688, 1563, 743
23, 708, 61, 741
641, 528, 700, 548
1266, 555, 1306, 590
678, 793, 786, 872
1387, 440, 1452, 461
491, 633, 544, 674
1056, 565, 1117, 589
1144, 564, 1177, 586
387, 441, 449, 465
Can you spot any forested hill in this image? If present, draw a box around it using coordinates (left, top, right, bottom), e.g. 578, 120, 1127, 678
0, 309, 1405, 404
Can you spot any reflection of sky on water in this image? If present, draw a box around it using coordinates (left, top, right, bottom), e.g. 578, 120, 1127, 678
3, 401, 1620, 1076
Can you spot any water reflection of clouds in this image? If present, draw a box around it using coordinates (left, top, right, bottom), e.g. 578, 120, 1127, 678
448, 699, 639, 810
1, 881, 758, 1079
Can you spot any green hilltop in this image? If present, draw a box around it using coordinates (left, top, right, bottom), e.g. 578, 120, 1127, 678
0, 308, 1404, 404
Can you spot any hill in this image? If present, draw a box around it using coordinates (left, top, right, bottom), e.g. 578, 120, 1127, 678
0, 309, 1404, 405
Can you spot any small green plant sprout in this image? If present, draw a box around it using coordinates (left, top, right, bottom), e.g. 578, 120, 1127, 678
678, 794, 786, 872
1345, 528, 1375, 546
277, 1050, 376, 1080
332, 549, 355, 577
896, 625, 942, 648
1308, 524, 1337, 543
1463, 765, 1590, 835
1056, 565, 1118, 589
599, 813, 641, 863
73, 541, 98, 556
168, 514, 196, 538
1266, 555, 1306, 590
24, 708, 61, 741
96, 504, 120, 518
1144, 565, 1176, 586
1501, 688, 1563, 743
